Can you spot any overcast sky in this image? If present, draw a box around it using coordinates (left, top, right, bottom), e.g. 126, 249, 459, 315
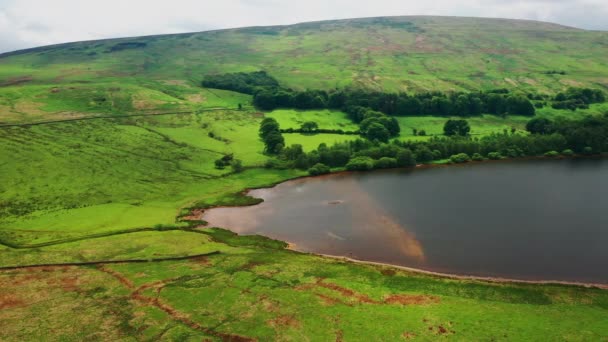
1, 0, 607, 53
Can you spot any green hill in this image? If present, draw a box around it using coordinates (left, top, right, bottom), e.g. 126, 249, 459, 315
1, 16, 607, 123
3, 16, 608, 91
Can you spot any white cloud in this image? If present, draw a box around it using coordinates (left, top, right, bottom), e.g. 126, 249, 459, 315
0, 0, 606, 53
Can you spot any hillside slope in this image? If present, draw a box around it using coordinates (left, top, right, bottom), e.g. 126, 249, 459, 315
1, 16, 607, 94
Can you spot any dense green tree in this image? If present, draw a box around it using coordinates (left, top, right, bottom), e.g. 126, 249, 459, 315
345, 156, 375, 171
396, 149, 416, 167
450, 153, 471, 163
365, 123, 391, 143
308, 163, 331, 176
526, 117, 554, 135
374, 157, 398, 169
300, 121, 319, 133
415, 146, 435, 162
443, 119, 471, 136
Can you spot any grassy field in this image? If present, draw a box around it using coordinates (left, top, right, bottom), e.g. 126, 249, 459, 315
1, 15, 608, 341
2, 107, 608, 340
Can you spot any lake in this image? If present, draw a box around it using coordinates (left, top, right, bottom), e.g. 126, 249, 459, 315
203, 159, 608, 284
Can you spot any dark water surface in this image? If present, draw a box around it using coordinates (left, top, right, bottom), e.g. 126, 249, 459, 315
203, 159, 608, 283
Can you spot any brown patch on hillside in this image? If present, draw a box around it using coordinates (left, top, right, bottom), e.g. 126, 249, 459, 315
315, 278, 379, 304
163, 80, 189, 86
186, 94, 205, 103
267, 315, 300, 329
1, 76, 32, 87
335, 329, 344, 342
381, 269, 396, 276
189, 255, 211, 266
384, 294, 440, 306
182, 209, 204, 221
132, 94, 165, 110
0, 294, 25, 309
252, 112, 265, 118
402, 331, 417, 340
316, 293, 349, 306
98, 267, 257, 342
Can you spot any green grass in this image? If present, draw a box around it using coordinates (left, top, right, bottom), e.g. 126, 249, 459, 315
267, 109, 359, 131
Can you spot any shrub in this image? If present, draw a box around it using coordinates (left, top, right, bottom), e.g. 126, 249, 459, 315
230, 159, 244, 173
471, 153, 484, 161
450, 153, 471, 163
374, 157, 398, 169
308, 163, 331, 176
583, 146, 594, 155
544, 150, 559, 157
562, 149, 574, 156
345, 156, 375, 171
487, 152, 502, 160
396, 149, 416, 167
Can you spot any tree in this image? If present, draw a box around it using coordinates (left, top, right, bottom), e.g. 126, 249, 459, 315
230, 159, 244, 173
301, 121, 319, 133
259, 118, 280, 138
443, 119, 470, 136
374, 157, 398, 169
396, 149, 416, 167
253, 90, 278, 110
415, 146, 434, 163
308, 163, 331, 176
263, 131, 285, 154
365, 123, 390, 143
281, 144, 304, 160
450, 153, 471, 163
526, 117, 553, 135
345, 156, 374, 171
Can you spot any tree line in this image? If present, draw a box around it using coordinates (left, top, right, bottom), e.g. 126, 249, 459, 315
260, 114, 608, 175
203, 71, 605, 119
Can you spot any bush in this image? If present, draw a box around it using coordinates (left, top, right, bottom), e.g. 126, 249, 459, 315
583, 146, 594, 155
487, 152, 502, 160
562, 149, 574, 156
544, 150, 559, 157
396, 149, 416, 167
471, 153, 484, 161
346, 156, 375, 171
308, 163, 330, 176
374, 157, 398, 169
230, 159, 244, 173
450, 153, 471, 163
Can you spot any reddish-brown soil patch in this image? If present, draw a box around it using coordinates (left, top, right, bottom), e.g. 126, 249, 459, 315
315, 279, 379, 304
384, 294, 440, 306
335, 329, 344, 342
402, 331, 417, 339
181, 209, 205, 222
381, 269, 396, 276
0, 294, 25, 309
316, 294, 348, 306
99, 267, 256, 342
189, 256, 211, 266
252, 112, 265, 118
1, 76, 32, 87
267, 315, 300, 329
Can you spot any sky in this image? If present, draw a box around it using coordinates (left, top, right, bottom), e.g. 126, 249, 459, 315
1, 0, 607, 53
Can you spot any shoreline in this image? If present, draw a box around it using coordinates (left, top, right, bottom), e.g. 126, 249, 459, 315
311, 251, 608, 290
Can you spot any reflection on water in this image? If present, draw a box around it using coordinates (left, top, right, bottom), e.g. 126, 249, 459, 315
203, 159, 608, 283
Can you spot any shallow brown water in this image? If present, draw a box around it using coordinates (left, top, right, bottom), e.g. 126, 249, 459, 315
203, 159, 608, 283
